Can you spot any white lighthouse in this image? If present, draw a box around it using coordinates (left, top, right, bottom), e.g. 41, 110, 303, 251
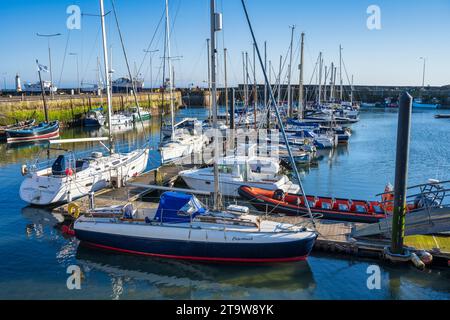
15, 73, 22, 92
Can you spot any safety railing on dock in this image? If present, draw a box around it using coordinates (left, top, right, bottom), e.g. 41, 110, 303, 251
376, 179, 450, 213
23, 140, 157, 175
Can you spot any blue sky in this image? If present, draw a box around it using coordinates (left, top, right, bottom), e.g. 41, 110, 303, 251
1, 0, 450, 89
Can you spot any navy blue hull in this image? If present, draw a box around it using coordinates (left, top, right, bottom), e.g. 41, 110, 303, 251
83, 119, 102, 127
75, 229, 316, 263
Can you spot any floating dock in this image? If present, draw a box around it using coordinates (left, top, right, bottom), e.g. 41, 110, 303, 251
53, 162, 450, 267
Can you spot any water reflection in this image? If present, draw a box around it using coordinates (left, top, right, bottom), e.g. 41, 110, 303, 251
310, 252, 450, 299
76, 246, 316, 300
22, 206, 64, 239
0, 118, 162, 168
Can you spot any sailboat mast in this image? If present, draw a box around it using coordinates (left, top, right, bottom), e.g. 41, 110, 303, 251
240, 0, 315, 227
253, 43, 257, 130
323, 65, 328, 102
277, 55, 282, 107
298, 32, 304, 120
267, 59, 271, 128
339, 44, 343, 101
99, 0, 114, 154
318, 52, 322, 105
287, 25, 295, 117
241, 51, 245, 107
96, 56, 103, 98
207, 39, 211, 123
36, 60, 49, 123
328, 62, 334, 101
224, 48, 228, 126
210, 0, 221, 210
350, 74, 354, 105
245, 52, 249, 108
164, 0, 175, 138
264, 41, 267, 108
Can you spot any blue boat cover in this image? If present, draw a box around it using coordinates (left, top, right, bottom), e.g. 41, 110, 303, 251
292, 130, 315, 138
154, 192, 207, 223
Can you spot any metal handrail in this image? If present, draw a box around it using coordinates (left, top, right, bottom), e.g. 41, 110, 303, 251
375, 180, 450, 196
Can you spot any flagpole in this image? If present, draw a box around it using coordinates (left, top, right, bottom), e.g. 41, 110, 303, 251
36, 60, 49, 123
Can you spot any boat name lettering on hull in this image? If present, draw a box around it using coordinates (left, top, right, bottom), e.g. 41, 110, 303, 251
232, 236, 253, 241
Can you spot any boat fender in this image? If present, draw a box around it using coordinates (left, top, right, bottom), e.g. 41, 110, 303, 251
68, 203, 80, 219
21, 164, 28, 176
417, 250, 433, 265
410, 252, 425, 270
65, 168, 74, 176
273, 189, 285, 201
256, 217, 261, 231
61, 225, 76, 236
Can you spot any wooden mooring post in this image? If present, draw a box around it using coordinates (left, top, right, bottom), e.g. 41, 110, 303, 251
385, 92, 413, 262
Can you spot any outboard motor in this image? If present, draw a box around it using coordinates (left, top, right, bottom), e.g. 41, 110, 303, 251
273, 189, 285, 201
414, 194, 440, 209
414, 180, 445, 209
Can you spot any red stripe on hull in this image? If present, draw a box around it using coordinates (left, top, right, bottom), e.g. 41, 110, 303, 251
7, 130, 60, 143
82, 241, 308, 263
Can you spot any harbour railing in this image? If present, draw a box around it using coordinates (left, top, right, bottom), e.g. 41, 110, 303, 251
23, 140, 156, 175
376, 179, 450, 216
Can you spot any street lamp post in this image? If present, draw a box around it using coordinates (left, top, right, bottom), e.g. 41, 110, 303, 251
143, 49, 159, 90
1, 73, 6, 92
36, 33, 61, 98
419, 57, 426, 89
69, 53, 80, 94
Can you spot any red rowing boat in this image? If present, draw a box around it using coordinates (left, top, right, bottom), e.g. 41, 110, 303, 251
238, 185, 405, 223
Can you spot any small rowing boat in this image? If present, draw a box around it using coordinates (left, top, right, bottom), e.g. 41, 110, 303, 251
6, 120, 59, 144
0, 119, 35, 141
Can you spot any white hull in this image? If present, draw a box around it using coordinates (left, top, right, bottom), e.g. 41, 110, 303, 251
110, 113, 133, 126
20, 149, 149, 206
75, 214, 315, 245
181, 172, 299, 197
160, 134, 209, 163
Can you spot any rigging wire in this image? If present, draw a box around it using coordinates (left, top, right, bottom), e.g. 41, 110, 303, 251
110, 0, 146, 134
80, 26, 101, 87
137, 8, 166, 78
57, 30, 72, 89
240, 0, 316, 228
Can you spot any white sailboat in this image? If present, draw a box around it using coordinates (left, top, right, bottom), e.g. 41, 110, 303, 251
159, 130, 209, 163
179, 152, 300, 197
161, 117, 203, 138
110, 112, 133, 126
158, 1, 209, 164
128, 106, 151, 122
72, 0, 317, 263
19, 0, 149, 206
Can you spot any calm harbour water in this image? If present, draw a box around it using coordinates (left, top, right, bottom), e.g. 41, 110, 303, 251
0, 107, 449, 299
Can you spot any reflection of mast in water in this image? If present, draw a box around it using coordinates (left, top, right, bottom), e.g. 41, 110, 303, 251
21, 206, 78, 264
22, 206, 64, 239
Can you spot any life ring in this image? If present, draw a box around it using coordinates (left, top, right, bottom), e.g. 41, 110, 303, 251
67, 203, 80, 219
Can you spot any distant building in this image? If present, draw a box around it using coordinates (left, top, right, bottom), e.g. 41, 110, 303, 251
112, 77, 144, 93
15, 74, 22, 92
23, 81, 57, 93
